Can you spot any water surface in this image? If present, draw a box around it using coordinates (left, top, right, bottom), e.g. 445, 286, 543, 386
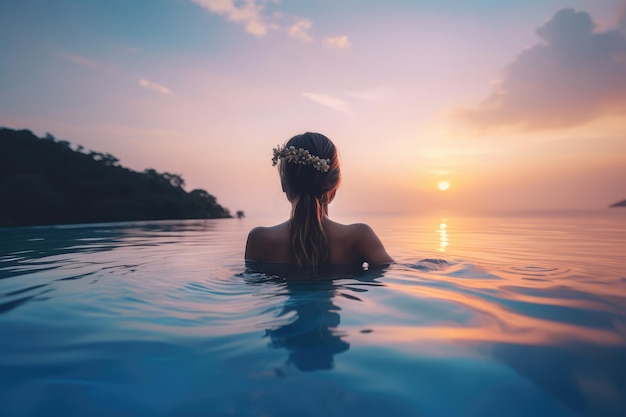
1, 211, 625, 416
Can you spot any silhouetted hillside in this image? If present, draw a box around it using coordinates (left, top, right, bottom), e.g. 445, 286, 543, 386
0, 128, 231, 227
610, 199, 626, 208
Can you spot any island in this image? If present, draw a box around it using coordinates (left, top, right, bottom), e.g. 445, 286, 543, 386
0, 128, 231, 227
610, 199, 626, 208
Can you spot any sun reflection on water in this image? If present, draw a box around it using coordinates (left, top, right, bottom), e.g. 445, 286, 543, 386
439, 218, 448, 252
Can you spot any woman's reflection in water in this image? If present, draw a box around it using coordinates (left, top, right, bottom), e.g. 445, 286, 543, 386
266, 279, 349, 371
250, 263, 387, 372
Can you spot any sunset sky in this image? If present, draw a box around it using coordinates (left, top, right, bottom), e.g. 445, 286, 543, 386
1, 0, 625, 216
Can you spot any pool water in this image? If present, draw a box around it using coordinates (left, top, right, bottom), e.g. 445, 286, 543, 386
0, 212, 625, 416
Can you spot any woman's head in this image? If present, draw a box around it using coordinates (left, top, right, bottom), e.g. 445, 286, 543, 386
278, 132, 341, 206
274, 132, 340, 267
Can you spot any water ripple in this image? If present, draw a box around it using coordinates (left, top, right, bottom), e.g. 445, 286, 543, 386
497, 264, 572, 277
0, 215, 625, 416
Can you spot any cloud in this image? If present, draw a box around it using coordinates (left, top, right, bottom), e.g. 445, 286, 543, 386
287, 18, 313, 43
190, 0, 350, 46
62, 53, 116, 74
139, 79, 172, 95
323, 35, 351, 49
458, 8, 626, 131
191, 0, 269, 36
63, 53, 99, 68
346, 87, 392, 102
301, 92, 354, 115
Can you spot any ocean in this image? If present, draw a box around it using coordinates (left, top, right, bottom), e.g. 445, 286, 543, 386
0, 210, 625, 416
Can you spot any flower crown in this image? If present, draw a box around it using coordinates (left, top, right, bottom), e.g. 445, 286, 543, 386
272, 145, 331, 173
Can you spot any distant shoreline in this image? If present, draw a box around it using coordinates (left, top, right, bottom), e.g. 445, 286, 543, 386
1, 128, 232, 227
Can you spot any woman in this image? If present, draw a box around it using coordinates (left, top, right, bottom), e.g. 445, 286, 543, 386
245, 132, 393, 270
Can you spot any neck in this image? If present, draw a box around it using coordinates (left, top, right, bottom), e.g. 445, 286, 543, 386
290, 201, 329, 216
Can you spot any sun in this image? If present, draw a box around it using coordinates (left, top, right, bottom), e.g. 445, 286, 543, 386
437, 181, 450, 191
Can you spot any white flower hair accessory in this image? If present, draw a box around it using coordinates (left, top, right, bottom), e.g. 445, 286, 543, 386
272, 145, 331, 173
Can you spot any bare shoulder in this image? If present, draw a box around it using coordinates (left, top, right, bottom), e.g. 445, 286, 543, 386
326, 220, 394, 265
350, 223, 394, 264
347, 223, 384, 246
246, 225, 272, 241
346, 222, 376, 235
245, 222, 289, 262
331, 221, 377, 238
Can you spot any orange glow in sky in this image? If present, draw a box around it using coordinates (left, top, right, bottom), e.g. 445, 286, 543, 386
1, 1, 625, 217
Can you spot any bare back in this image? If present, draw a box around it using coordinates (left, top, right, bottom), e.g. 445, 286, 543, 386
245, 218, 393, 266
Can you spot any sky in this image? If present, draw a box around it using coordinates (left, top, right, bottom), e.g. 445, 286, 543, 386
1, 0, 625, 217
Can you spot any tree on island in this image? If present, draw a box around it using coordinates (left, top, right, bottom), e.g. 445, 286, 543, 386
610, 199, 626, 208
0, 128, 231, 227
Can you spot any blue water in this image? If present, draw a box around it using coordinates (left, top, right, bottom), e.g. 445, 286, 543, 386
1, 212, 625, 416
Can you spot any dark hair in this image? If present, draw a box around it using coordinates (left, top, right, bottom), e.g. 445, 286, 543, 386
279, 132, 341, 267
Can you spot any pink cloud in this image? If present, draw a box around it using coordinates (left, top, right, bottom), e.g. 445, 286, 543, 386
287, 18, 313, 43
323, 35, 350, 49
139, 79, 172, 95
458, 8, 626, 131
301, 92, 354, 115
62, 53, 116, 74
191, 0, 270, 36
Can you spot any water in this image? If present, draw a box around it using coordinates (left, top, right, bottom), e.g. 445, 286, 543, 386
0, 211, 625, 417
